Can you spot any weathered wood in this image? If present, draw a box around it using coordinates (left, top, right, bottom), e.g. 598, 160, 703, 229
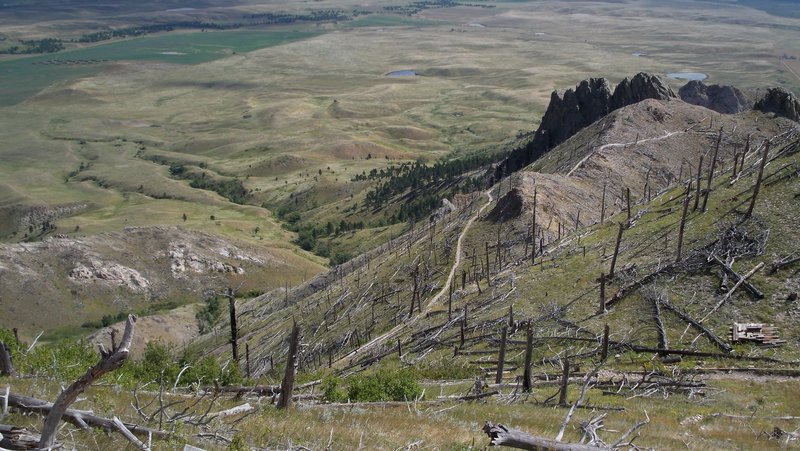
626, 187, 631, 222
676, 181, 691, 262
710, 255, 764, 299
701, 127, 723, 212
0, 341, 15, 377
483, 422, 607, 451
277, 321, 300, 409
700, 262, 765, 323
659, 299, 732, 353
600, 183, 606, 224
769, 255, 800, 274
745, 141, 770, 218
609, 223, 625, 279
496, 326, 508, 384
523, 324, 533, 393
598, 273, 606, 314
694, 154, 703, 211
558, 358, 570, 406
8, 392, 170, 440
600, 325, 610, 362
227, 288, 239, 364
112, 416, 149, 451
39, 314, 136, 449
0, 424, 44, 450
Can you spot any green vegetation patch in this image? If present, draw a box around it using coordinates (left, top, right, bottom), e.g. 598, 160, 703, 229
0, 30, 320, 106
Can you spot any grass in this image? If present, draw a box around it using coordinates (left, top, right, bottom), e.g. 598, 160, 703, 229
0, 30, 320, 106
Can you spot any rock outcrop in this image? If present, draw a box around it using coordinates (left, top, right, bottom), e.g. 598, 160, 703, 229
754, 87, 800, 122
500, 73, 676, 179
678, 80, 750, 114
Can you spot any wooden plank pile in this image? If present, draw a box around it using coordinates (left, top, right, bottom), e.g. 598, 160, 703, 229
730, 323, 785, 346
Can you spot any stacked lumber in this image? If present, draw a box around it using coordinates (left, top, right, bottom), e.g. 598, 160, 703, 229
730, 323, 785, 346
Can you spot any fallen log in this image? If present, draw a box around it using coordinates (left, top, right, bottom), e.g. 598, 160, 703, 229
711, 255, 764, 299
7, 393, 170, 440
482, 422, 608, 450
658, 299, 733, 353
0, 424, 44, 450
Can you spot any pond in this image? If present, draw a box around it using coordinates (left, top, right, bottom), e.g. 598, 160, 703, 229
667, 72, 707, 81
386, 70, 417, 77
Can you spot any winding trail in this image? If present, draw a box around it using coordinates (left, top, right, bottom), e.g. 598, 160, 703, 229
566, 130, 685, 177
335, 188, 495, 367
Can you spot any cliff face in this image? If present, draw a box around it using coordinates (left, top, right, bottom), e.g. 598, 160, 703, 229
500, 73, 675, 179
678, 80, 750, 114
754, 87, 800, 122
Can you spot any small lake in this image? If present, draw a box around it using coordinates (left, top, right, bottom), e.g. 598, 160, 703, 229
386, 70, 417, 77
667, 72, 707, 81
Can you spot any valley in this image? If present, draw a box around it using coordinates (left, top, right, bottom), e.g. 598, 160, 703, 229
1, 1, 800, 450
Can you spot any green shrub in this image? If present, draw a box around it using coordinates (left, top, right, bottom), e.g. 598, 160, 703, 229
321, 374, 347, 402
346, 368, 422, 402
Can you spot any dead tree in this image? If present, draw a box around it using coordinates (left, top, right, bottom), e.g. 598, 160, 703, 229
496, 326, 508, 384
277, 321, 301, 409
701, 128, 723, 212
532, 188, 538, 265
0, 341, 15, 377
600, 183, 606, 224
39, 315, 136, 449
597, 273, 606, 314
0, 424, 44, 449
558, 358, 570, 406
609, 223, 625, 279
227, 288, 239, 364
600, 325, 610, 362
523, 323, 534, 393
675, 182, 691, 262
482, 422, 604, 451
626, 188, 631, 222
693, 154, 703, 211
745, 141, 770, 218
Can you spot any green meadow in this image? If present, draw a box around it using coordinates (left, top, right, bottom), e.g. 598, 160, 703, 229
0, 30, 320, 106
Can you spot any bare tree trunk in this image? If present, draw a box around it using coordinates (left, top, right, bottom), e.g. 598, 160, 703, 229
600, 183, 606, 224
523, 323, 533, 393
693, 155, 703, 211
609, 223, 625, 279
39, 315, 136, 449
0, 342, 15, 377
676, 182, 691, 262
1, 424, 45, 449
558, 358, 570, 406
277, 322, 300, 409
227, 288, 239, 364
598, 273, 606, 314
483, 422, 605, 451
601, 325, 610, 362
701, 128, 723, 212
495, 326, 507, 384
745, 141, 770, 218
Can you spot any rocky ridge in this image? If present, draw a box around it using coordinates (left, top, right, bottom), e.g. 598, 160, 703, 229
500, 73, 676, 178
678, 80, 750, 114
754, 87, 800, 122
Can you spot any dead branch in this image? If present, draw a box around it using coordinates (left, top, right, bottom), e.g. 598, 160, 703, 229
39, 314, 137, 449
0, 424, 46, 450
483, 422, 608, 450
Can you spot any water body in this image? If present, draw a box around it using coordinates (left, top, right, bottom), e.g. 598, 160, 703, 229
667, 72, 707, 81
386, 70, 417, 77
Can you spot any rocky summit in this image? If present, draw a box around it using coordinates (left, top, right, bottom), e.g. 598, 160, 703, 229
678, 80, 750, 114
754, 87, 800, 121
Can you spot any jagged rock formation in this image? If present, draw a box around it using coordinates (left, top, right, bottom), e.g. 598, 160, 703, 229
678, 80, 750, 114
499, 73, 676, 179
754, 87, 800, 122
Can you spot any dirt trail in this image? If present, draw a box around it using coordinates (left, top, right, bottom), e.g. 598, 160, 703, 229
565, 130, 685, 177
335, 189, 495, 367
